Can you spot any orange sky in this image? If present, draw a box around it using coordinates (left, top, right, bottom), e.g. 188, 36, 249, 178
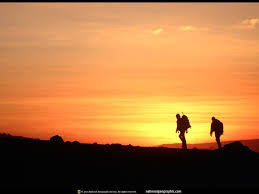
0, 3, 259, 146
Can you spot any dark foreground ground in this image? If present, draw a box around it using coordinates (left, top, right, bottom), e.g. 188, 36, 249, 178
1, 138, 259, 194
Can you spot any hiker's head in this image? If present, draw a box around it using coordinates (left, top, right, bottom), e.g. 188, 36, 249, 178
212, 116, 216, 121
176, 114, 181, 120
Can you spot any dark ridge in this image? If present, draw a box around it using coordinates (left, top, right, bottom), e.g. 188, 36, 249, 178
0, 134, 258, 194
160, 139, 259, 153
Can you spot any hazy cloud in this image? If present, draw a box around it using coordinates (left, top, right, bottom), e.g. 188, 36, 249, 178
179, 25, 196, 32
152, 28, 163, 35
235, 18, 259, 29
178, 25, 209, 32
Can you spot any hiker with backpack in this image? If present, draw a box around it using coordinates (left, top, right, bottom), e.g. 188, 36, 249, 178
176, 113, 191, 149
210, 117, 224, 149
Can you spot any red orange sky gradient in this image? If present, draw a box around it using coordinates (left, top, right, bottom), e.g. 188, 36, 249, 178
0, 3, 259, 146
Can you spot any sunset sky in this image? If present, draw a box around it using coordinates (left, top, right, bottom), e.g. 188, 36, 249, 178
0, 3, 259, 146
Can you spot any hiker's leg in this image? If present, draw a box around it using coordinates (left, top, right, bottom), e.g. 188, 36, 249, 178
179, 133, 185, 149
182, 133, 187, 149
216, 134, 221, 149
179, 134, 182, 142
179, 133, 184, 140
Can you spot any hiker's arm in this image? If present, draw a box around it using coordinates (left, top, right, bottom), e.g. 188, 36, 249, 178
210, 124, 214, 136
176, 122, 179, 133
210, 128, 214, 136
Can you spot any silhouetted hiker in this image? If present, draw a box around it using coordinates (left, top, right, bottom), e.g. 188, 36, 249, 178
176, 113, 191, 149
210, 117, 224, 149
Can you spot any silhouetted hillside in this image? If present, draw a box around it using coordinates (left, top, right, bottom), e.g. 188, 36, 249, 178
0, 134, 258, 194
0, 133, 39, 141
160, 139, 259, 152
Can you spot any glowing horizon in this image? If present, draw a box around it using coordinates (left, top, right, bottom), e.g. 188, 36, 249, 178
0, 3, 259, 146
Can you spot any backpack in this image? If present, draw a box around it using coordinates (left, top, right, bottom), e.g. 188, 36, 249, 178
181, 114, 191, 130
217, 120, 224, 134
212, 119, 224, 135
